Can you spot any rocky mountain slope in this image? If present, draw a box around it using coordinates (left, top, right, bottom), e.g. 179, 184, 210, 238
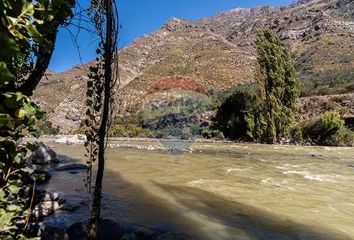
33, 0, 354, 133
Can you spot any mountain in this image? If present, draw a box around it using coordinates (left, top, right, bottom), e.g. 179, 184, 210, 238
33, 0, 354, 133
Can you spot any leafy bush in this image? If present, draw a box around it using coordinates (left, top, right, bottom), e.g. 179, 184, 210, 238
290, 124, 304, 142
302, 111, 346, 145
215, 84, 260, 139
0, 93, 44, 239
330, 127, 354, 147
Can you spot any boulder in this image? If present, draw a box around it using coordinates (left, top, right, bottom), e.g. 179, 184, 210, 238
55, 163, 88, 171
33, 200, 60, 218
42, 192, 60, 202
29, 142, 58, 165
39, 223, 69, 240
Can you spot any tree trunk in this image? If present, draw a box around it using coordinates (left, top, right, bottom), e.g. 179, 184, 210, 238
17, 28, 57, 96
89, 0, 114, 238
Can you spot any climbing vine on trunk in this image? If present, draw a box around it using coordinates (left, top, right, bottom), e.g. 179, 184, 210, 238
84, 0, 119, 238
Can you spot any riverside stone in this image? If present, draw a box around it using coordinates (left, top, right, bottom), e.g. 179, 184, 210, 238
55, 163, 88, 171
33, 201, 60, 218
29, 142, 58, 165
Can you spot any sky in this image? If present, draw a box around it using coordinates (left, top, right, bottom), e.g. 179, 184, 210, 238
49, 0, 294, 73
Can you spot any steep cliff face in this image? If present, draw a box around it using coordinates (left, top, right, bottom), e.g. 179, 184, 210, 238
34, 0, 354, 133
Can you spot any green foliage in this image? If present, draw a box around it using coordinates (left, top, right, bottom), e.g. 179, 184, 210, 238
302, 111, 345, 143
0, 1, 48, 238
330, 127, 354, 147
215, 84, 261, 139
254, 29, 300, 142
215, 30, 300, 143
0, 93, 44, 238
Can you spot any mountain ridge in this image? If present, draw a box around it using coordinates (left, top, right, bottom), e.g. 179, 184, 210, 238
34, 0, 354, 133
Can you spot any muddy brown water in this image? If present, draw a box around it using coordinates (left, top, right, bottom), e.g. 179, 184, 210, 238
43, 141, 354, 240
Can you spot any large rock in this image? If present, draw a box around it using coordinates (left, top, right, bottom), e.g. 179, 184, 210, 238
39, 223, 69, 240
29, 142, 58, 165
33, 200, 60, 218
55, 163, 88, 171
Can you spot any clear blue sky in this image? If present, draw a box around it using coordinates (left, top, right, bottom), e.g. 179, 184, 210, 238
49, 0, 293, 72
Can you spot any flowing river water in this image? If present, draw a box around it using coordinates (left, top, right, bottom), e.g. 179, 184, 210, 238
43, 140, 354, 239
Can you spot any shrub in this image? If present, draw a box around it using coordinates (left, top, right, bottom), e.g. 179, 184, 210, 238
330, 128, 354, 147
290, 124, 304, 142
215, 84, 260, 139
303, 111, 345, 144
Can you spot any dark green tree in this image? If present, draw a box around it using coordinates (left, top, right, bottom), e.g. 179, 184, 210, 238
215, 84, 261, 139
255, 29, 300, 143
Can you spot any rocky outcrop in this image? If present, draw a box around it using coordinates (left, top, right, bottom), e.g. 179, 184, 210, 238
297, 93, 354, 121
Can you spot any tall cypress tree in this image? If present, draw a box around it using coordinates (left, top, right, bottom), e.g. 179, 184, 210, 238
255, 29, 300, 143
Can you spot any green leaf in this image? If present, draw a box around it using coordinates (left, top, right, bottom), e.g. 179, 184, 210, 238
0, 113, 14, 129
0, 62, 15, 85
0, 211, 14, 228
26, 22, 42, 40
3, 93, 18, 109
6, 204, 21, 212
0, 189, 5, 200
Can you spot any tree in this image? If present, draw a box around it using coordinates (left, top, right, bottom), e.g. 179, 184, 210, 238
255, 29, 300, 143
215, 84, 260, 139
17, 0, 76, 96
84, 0, 119, 238
0, 1, 47, 238
1, 0, 75, 96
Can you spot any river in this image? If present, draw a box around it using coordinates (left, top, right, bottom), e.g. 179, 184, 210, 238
43, 140, 354, 240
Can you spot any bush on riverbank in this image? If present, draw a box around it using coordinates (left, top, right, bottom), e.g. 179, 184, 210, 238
215, 84, 260, 140
298, 111, 354, 146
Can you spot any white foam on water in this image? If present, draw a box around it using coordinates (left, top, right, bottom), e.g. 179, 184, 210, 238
187, 179, 205, 185
276, 164, 301, 170
226, 168, 248, 173
283, 170, 332, 182
261, 178, 293, 189
261, 177, 273, 184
